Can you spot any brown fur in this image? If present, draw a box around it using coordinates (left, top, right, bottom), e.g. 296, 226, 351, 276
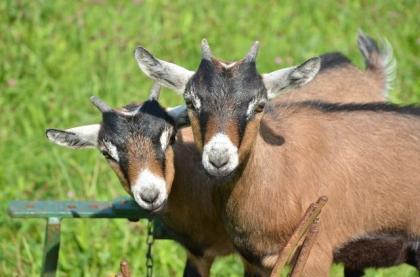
214, 103, 420, 276
126, 138, 160, 183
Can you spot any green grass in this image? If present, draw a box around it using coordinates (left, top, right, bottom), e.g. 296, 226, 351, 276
1, 0, 419, 276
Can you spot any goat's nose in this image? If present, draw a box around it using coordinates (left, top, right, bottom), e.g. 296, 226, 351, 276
139, 187, 159, 204
208, 149, 230, 169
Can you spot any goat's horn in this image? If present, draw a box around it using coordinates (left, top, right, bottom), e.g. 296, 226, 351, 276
245, 41, 260, 63
90, 96, 112, 112
201, 38, 212, 61
148, 82, 161, 101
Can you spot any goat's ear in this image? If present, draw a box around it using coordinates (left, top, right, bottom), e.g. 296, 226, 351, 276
45, 124, 100, 149
134, 47, 194, 94
262, 57, 321, 100
167, 105, 190, 129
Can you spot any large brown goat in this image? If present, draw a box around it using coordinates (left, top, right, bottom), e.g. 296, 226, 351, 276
134, 34, 420, 276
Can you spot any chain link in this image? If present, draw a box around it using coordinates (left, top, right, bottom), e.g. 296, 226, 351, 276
146, 219, 154, 277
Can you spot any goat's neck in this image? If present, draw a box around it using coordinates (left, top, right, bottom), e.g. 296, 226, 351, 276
213, 121, 305, 265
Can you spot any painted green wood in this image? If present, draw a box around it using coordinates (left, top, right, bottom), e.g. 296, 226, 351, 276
8, 197, 172, 277
8, 197, 150, 219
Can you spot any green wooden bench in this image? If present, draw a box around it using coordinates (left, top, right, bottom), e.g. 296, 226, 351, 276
7, 197, 170, 277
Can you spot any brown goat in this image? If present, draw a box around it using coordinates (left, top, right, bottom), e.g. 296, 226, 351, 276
46, 96, 238, 276
134, 34, 420, 276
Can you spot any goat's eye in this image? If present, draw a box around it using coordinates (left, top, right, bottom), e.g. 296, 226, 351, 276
101, 150, 116, 162
255, 102, 266, 113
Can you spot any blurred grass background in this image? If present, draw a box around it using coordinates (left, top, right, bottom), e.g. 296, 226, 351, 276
1, 0, 419, 276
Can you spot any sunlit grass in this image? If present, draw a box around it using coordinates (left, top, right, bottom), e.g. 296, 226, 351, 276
1, 0, 419, 275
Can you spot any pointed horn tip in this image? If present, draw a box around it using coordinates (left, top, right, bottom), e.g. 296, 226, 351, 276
251, 41, 260, 53
90, 95, 112, 112
89, 95, 102, 105
200, 38, 212, 60
245, 41, 260, 62
357, 28, 366, 36
89, 95, 97, 103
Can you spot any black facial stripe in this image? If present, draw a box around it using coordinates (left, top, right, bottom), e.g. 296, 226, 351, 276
238, 115, 247, 146
198, 111, 209, 145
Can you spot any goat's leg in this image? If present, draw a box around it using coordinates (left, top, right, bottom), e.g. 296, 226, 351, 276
183, 252, 214, 277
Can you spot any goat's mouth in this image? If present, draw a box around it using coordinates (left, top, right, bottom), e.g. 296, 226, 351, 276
203, 162, 237, 178
132, 195, 167, 214
145, 200, 167, 214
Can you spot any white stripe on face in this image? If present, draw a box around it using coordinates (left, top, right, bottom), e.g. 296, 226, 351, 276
246, 97, 259, 119
192, 93, 201, 110
131, 169, 168, 212
160, 127, 172, 151
202, 133, 239, 177
102, 140, 119, 162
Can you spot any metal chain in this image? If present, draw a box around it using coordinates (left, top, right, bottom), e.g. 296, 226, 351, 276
145, 219, 154, 277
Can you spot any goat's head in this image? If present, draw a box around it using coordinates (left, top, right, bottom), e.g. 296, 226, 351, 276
46, 84, 188, 212
135, 41, 321, 177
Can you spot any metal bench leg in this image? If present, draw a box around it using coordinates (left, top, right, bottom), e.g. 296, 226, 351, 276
41, 217, 61, 277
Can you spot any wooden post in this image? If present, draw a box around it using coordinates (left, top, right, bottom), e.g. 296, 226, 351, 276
270, 196, 328, 277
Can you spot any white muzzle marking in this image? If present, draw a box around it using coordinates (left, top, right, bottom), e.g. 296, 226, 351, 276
202, 133, 239, 177
131, 169, 168, 212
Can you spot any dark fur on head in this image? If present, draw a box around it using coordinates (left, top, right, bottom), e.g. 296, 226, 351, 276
98, 100, 176, 183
